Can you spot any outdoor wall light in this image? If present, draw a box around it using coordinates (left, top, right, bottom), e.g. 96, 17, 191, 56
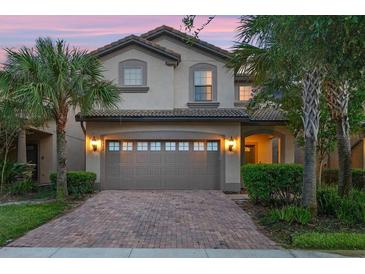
228, 136, 235, 152
90, 136, 98, 152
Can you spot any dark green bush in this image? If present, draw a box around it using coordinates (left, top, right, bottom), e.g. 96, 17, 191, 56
241, 164, 303, 205
50, 171, 96, 198
322, 168, 365, 190
317, 187, 341, 216
317, 186, 365, 224
7, 179, 38, 195
0, 161, 34, 185
266, 205, 312, 225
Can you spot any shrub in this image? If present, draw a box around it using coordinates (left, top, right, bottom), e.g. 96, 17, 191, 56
317, 186, 365, 224
292, 232, 365, 250
322, 168, 365, 191
242, 164, 303, 205
7, 179, 38, 195
266, 205, 312, 225
50, 171, 96, 198
317, 187, 341, 216
0, 161, 34, 185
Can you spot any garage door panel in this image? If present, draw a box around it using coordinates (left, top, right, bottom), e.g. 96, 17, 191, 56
105, 140, 220, 190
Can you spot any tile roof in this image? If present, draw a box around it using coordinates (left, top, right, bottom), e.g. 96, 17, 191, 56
76, 108, 249, 122
249, 107, 287, 122
141, 25, 231, 60
90, 34, 181, 62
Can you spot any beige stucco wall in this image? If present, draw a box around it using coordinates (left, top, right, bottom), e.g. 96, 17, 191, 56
85, 121, 241, 190
242, 125, 296, 164
24, 107, 85, 184
100, 46, 175, 110
152, 36, 235, 108
328, 137, 365, 169
245, 134, 274, 163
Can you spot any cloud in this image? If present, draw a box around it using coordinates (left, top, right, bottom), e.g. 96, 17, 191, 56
0, 15, 240, 63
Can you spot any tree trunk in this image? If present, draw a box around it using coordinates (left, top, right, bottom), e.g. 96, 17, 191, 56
17, 128, 27, 163
324, 80, 352, 196
301, 69, 321, 214
56, 116, 68, 201
336, 117, 352, 196
317, 156, 325, 187
303, 138, 317, 211
0, 147, 9, 194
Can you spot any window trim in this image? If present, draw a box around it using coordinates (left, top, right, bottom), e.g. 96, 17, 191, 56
193, 141, 205, 151
235, 84, 253, 102
189, 63, 217, 104
207, 141, 219, 151
122, 141, 133, 151
107, 140, 120, 152
150, 141, 161, 151
119, 59, 147, 87
178, 142, 190, 151
165, 142, 176, 151
136, 141, 149, 151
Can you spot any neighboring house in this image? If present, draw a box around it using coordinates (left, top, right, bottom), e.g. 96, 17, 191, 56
76, 25, 297, 192
13, 108, 85, 185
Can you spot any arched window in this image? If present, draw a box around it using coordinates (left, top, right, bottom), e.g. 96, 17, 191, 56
189, 63, 217, 102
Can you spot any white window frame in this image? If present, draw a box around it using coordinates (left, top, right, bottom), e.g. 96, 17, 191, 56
122, 141, 133, 151
193, 141, 205, 151
207, 141, 219, 151
108, 141, 120, 152
194, 70, 213, 101
165, 142, 176, 151
136, 142, 148, 151
178, 142, 189, 151
150, 142, 161, 151
123, 67, 143, 86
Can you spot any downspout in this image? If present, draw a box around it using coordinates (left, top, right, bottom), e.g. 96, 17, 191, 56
80, 120, 86, 170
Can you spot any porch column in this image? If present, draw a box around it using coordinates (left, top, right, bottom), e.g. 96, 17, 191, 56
17, 129, 27, 163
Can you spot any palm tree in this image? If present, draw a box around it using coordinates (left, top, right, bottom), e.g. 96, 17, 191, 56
320, 16, 365, 196
3, 37, 120, 201
229, 16, 326, 213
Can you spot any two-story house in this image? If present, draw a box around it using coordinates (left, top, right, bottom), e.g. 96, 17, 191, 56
75, 25, 301, 192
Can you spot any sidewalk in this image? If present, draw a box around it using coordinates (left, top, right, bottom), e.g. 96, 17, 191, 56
0, 247, 344, 258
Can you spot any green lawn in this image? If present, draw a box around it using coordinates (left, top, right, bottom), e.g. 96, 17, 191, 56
292, 232, 365, 250
0, 202, 68, 246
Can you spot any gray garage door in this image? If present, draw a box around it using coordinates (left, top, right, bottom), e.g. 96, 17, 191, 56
104, 140, 220, 190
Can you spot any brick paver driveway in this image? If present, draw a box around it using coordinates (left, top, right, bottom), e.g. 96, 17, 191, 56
9, 191, 278, 249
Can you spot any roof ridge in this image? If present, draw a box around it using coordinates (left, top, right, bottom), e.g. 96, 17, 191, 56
90, 33, 181, 61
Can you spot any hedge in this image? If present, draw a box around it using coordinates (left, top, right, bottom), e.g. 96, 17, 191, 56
322, 168, 365, 190
292, 232, 365, 250
241, 164, 303, 205
317, 186, 365, 224
50, 171, 96, 197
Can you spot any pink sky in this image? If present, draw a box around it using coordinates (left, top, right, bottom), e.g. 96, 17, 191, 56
0, 15, 241, 64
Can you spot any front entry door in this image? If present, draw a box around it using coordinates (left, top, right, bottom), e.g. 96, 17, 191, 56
26, 144, 38, 181
245, 145, 256, 164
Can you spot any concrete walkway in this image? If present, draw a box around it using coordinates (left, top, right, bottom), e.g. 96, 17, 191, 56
0, 247, 344, 258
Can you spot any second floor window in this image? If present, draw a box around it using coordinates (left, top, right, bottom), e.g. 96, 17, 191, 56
124, 67, 143, 85
239, 85, 253, 101
119, 59, 147, 86
194, 70, 212, 101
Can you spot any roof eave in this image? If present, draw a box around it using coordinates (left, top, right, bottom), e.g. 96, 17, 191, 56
142, 29, 230, 60
76, 116, 249, 122
91, 38, 181, 63
245, 120, 288, 125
